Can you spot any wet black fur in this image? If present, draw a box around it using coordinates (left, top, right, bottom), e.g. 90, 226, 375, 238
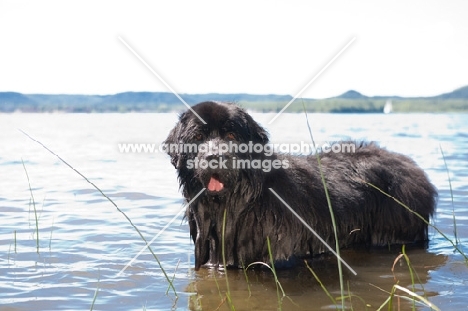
164, 101, 437, 270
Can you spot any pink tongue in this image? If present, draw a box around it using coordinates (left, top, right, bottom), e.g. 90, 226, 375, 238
208, 176, 224, 192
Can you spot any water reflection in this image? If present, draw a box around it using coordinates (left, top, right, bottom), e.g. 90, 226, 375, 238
187, 248, 447, 310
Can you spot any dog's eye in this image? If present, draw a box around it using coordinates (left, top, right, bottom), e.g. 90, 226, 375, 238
226, 132, 236, 140
194, 133, 204, 141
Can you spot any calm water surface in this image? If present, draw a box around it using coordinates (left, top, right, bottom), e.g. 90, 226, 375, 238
0, 112, 467, 310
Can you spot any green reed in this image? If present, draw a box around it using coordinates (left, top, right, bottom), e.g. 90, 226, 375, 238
90, 271, 100, 311
391, 246, 418, 310
220, 208, 290, 310
301, 100, 346, 308
364, 180, 468, 264
240, 261, 252, 298
266, 236, 285, 310
440, 145, 459, 244
166, 259, 180, 295
245, 237, 289, 310
304, 260, 338, 309
49, 217, 55, 251
20, 130, 177, 297
221, 208, 235, 310
22, 159, 40, 253
374, 282, 440, 311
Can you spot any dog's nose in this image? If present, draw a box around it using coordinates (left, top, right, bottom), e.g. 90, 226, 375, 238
203, 139, 228, 160
205, 153, 227, 161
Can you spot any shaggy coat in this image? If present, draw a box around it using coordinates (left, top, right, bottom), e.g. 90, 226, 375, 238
165, 101, 437, 270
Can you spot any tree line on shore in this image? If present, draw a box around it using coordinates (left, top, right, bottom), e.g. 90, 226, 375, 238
1, 86, 467, 113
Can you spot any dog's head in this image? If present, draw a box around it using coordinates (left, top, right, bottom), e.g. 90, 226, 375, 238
164, 101, 269, 200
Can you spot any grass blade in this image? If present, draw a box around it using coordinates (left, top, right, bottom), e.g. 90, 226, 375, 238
240, 261, 252, 298
19, 129, 178, 296
304, 260, 338, 309
363, 180, 468, 264
439, 145, 458, 244
222, 209, 235, 311
90, 270, 100, 311
266, 236, 284, 310
301, 100, 346, 308
22, 159, 39, 253
393, 285, 440, 311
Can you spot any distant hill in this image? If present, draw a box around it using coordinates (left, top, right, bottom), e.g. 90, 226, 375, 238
0, 92, 37, 112
435, 85, 468, 99
337, 90, 367, 99
1, 86, 467, 113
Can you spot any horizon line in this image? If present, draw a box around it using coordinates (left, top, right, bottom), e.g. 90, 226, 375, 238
1, 84, 467, 100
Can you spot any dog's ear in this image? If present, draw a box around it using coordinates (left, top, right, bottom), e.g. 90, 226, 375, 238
164, 121, 183, 169
243, 112, 269, 144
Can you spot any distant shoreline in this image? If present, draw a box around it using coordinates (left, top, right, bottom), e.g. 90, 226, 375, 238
1, 86, 467, 113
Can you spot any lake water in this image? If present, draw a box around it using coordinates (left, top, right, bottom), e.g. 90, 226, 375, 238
0, 112, 467, 310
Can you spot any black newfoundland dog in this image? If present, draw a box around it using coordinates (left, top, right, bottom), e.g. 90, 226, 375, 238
165, 101, 437, 270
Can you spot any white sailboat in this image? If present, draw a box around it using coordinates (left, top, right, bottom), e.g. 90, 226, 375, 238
383, 100, 393, 114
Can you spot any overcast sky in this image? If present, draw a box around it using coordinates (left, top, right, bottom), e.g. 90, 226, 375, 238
1, 0, 467, 98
